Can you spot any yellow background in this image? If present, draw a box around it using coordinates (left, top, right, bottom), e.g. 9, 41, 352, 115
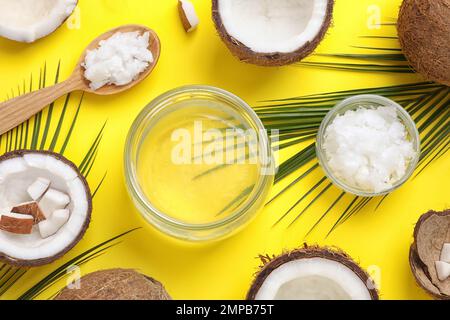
0, 0, 448, 300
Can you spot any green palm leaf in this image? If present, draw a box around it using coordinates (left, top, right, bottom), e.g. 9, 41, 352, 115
298, 33, 414, 73
298, 61, 413, 73
260, 82, 449, 236
0, 62, 109, 299
17, 228, 139, 300
0, 266, 27, 296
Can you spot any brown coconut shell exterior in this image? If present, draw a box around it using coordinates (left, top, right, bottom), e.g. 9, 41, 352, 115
178, 0, 195, 32
0, 150, 92, 267
247, 245, 379, 300
397, 0, 450, 86
409, 210, 450, 300
212, 0, 335, 67
55, 269, 172, 300
0, 214, 34, 234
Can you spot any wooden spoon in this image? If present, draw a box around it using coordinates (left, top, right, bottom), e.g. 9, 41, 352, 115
0, 25, 161, 135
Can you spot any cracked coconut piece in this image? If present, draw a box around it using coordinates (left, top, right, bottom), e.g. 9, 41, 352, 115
212, 0, 334, 66
12, 201, 46, 224
410, 210, 450, 299
0, 0, 78, 43
247, 245, 379, 300
39, 188, 70, 219
38, 209, 70, 238
178, 0, 199, 32
27, 177, 51, 201
0, 150, 92, 267
0, 212, 34, 234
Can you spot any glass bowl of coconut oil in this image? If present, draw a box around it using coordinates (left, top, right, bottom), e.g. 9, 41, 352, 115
316, 95, 420, 197
125, 86, 274, 241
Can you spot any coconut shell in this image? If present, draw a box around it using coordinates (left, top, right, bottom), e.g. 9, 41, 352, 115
247, 245, 379, 300
0, 0, 78, 43
409, 245, 443, 299
409, 210, 450, 299
397, 0, 450, 86
0, 150, 92, 267
212, 0, 335, 67
55, 269, 171, 300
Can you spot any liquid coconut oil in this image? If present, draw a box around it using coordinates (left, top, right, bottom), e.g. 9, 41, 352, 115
136, 97, 267, 225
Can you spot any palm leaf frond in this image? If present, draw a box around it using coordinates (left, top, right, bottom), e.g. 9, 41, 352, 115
298, 61, 413, 73
298, 32, 413, 73
17, 228, 140, 300
0, 266, 28, 296
260, 82, 449, 236
40, 61, 61, 150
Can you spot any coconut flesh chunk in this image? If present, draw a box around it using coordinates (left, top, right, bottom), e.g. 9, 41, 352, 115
178, 0, 199, 32
254, 257, 373, 300
0, 151, 91, 266
435, 261, 450, 282
0, 212, 34, 235
0, 0, 77, 43
217, 0, 330, 53
441, 244, 450, 263
38, 188, 70, 219
27, 177, 51, 201
39, 209, 70, 239
12, 201, 46, 223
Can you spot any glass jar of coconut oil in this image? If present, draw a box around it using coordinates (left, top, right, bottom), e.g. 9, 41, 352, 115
124, 86, 274, 241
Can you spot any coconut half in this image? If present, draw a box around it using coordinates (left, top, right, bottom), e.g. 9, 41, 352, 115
212, 0, 334, 66
0, 0, 78, 43
247, 246, 378, 300
409, 210, 450, 300
0, 150, 92, 267
55, 269, 172, 300
397, 0, 450, 86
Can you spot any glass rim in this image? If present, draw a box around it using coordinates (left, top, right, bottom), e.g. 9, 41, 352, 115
124, 85, 274, 231
316, 94, 421, 197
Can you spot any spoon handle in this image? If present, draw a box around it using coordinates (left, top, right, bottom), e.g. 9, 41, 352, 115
0, 75, 84, 135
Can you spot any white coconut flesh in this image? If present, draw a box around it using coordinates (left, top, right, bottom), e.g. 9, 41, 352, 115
0, 153, 89, 261
218, 0, 329, 53
255, 258, 372, 300
0, 0, 77, 43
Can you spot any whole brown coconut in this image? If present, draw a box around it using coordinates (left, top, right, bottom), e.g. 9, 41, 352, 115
409, 210, 450, 300
55, 269, 171, 300
247, 245, 379, 300
212, 0, 335, 66
397, 0, 450, 86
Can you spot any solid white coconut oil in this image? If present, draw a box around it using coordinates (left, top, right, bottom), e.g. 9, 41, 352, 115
323, 105, 415, 193
83, 31, 153, 90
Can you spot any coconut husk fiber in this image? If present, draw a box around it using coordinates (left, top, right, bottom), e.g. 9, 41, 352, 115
55, 269, 171, 300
